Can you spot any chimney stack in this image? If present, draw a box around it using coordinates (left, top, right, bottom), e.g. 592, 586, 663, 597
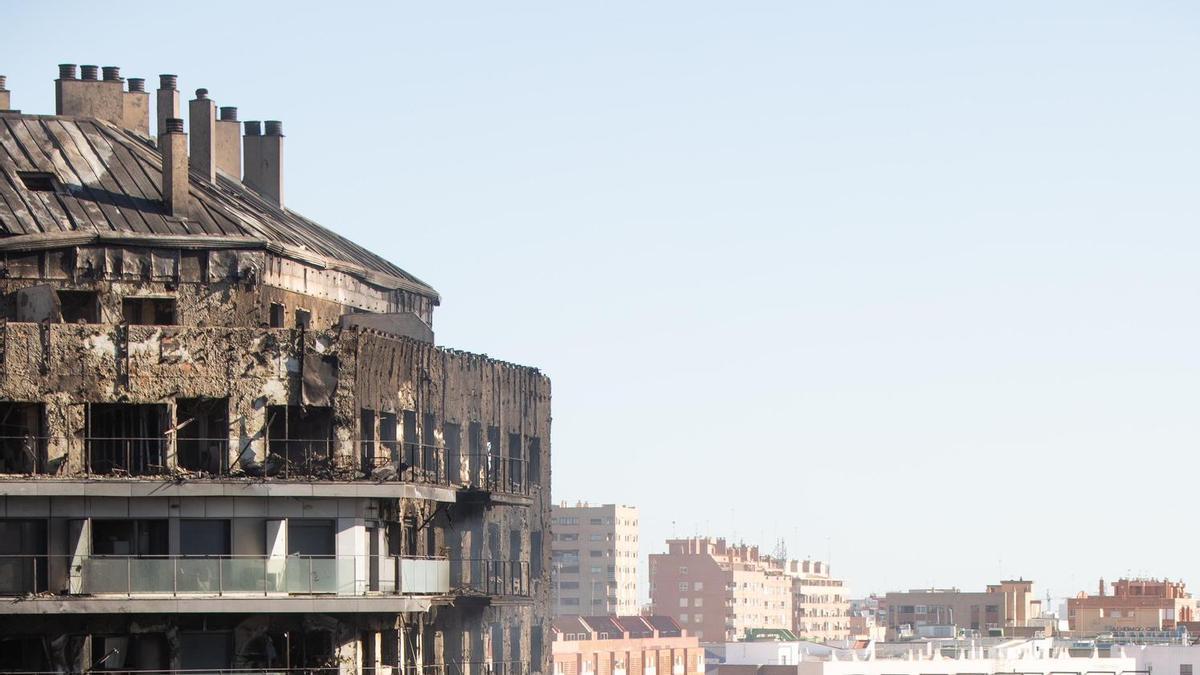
160, 118, 188, 217
188, 88, 216, 183
243, 119, 284, 207
0, 76, 9, 111
122, 78, 150, 137
156, 74, 179, 139
215, 106, 241, 179
56, 63, 123, 124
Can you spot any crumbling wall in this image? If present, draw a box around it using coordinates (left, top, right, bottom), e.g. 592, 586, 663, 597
349, 330, 552, 675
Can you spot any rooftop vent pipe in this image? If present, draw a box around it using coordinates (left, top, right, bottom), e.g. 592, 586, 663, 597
243, 119, 284, 207
189, 87, 216, 182
215, 106, 241, 178
156, 74, 179, 138
160, 117, 188, 217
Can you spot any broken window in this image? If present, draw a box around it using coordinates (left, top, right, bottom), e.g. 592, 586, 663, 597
58, 289, 99, 323
380, 411, 399, 464
487, 426, 502, 489
175, 397, 228, 474
423, 413, 438, 477
508, 432, 523, 492
269, 302, 285, 328
0, 636, 49, 672
122, 296, 176, 325
266, 405, 333, 477
402, 410, 418, 470
294, 308, 311, 329
444, 422, 462, 484
468, 421, 483, 487
0, 519, 47, 594
180, 632, 232, 671
92, 634, 168, 671
380, 629, 400, 668
531, 531, 543, 578
92, 519, 168, 557
0, 402, 43, 474
86, 403, 168, 475
360, 409, 376, 474
528, 436, 542, 487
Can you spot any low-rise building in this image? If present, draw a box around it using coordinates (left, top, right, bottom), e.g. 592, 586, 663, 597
1067, 578, 1197, 634
551, 615, 703, 675
882, 580, 1040, 638
713, 638, 1134, 675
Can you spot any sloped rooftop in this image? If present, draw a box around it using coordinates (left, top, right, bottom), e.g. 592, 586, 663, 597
0, 114, 437, 299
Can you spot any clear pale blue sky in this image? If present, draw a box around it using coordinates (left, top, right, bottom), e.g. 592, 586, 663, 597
6, 1, 1200, 605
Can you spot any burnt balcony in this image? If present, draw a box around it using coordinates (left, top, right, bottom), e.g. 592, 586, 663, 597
450, 559, 531, 601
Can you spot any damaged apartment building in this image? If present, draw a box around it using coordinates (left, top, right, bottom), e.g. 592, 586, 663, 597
0, 66, 550, 673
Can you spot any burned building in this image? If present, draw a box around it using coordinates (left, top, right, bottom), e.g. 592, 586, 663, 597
0, 65, 550, 674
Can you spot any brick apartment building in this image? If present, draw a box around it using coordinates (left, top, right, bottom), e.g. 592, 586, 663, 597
551, 503, 639, 616
649, 537, 849, 643
0, 65, 550, 673
1067, 578, 1197, 634
552, 616, 703, 675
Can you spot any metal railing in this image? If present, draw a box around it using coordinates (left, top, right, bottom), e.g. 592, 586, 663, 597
0, 554, 449, 597
442, 662, 532, 675
0, 436, 540, 494
461, 452, 530, 496
451, 559, 532, 597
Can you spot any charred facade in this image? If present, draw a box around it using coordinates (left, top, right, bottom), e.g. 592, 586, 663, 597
0, 65, 551, 674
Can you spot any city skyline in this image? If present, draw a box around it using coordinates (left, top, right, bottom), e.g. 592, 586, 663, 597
6, 1, 1199, 603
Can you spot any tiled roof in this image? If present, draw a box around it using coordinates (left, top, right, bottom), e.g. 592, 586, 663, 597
0, 114, 437, 299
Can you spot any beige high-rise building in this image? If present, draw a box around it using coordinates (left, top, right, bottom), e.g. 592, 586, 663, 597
552, 503, 640, 616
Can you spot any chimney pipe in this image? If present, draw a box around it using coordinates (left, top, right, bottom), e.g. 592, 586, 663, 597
56, 63, 124, 123
214, 106, 241, 179
121, 78, 150, 137
188, 88, 216, 183
0, 76, 9, 112
243, 119, 284, 207
160, 118, 188, 217
156, 74, 179, 139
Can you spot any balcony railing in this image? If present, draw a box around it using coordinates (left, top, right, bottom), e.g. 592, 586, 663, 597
442, 662, 532, 675
1, 436, 539, 495
461, 453, 531, 496
0, 554, 449, 597
452, 559, 531, 597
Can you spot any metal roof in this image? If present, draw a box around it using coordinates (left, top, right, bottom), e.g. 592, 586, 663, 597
0, 114, 438, 300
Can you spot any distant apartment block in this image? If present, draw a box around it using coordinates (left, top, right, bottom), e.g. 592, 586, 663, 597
848, 596, 887, 641
651, 538, 792, 642
882, 580, 1040, 638
649, 537, 848, 643
785, 560, 850, 643
551, 503, 639, 616
552, 615, 703, 675
1067, 578, 1197, 634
